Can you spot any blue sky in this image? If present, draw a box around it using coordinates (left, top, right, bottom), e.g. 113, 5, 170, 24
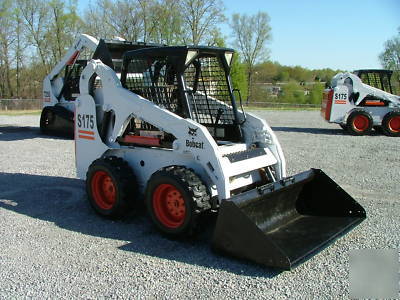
78, 0, 399, 71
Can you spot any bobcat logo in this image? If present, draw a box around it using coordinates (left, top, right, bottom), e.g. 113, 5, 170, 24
188, 127, 197, 136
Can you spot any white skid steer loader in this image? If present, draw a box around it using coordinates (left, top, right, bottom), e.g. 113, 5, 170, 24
322, 69, 400, 136
74, 45, 366, 270
41, 34, 163, 137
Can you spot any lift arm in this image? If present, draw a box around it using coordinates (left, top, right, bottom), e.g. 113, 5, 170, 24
47, 34, 99, 81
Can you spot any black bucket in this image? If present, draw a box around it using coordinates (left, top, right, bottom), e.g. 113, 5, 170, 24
41, 106, 74, 138
212, 169, 366, 270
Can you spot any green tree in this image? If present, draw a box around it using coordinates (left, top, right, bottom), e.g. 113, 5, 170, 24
379, 28, 400, 94
275, 70, 289, 82
230, 53, 248, 101
151, 0, 183, 45
205, 28, 225, 47
288, 66, 313, 83
230, 12, 272, 103
253, 61, 279, 83
314, 68, 340, 84
307, 83, 324, 105
279, 82, 304, 104
379, 28, 400, 71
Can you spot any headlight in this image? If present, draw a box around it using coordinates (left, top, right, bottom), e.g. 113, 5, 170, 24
255, 129, 272, 145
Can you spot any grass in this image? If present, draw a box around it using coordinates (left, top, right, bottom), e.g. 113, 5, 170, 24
0, 110, 41, 116
0, 107, 321, 116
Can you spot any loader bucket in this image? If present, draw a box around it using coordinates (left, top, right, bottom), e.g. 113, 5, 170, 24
212, 169, 366, 270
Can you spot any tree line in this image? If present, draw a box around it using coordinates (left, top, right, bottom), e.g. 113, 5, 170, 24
250, 62, 341, 105
0, 0, 398, 102
1, 0, 231, 98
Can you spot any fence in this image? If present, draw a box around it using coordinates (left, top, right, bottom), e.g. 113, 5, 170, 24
0, 99, 320, 111
0, 99, 42, 111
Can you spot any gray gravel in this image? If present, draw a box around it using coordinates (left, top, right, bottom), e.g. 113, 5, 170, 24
0, 111, 399, 299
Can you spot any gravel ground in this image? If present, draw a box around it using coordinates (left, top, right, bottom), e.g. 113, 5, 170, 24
0, 111, 398, 299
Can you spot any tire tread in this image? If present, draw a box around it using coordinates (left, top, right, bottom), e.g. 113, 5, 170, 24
86, 156, 136, 218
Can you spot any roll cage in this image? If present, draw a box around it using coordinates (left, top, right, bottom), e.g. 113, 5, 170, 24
120, 46, 244, 142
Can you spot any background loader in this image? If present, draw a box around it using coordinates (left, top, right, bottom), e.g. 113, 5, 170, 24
321, 69, 400, 136
40, 34, 162, 137
69, 42, 365, 270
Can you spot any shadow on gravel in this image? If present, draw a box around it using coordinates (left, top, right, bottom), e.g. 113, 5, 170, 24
0, 126, 41, 141
0, 172, 280, 278
0, 126, 71, 141
271, 126, 344, 135
271, 126, 381, 136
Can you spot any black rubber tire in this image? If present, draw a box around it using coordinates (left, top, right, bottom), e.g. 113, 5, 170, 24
346, 110, 373, 136
339, 124, 347, 131
86, 156, 136, 218
146, 166, 211, 237
382, 111, 400, 137
39, 108, 54, 134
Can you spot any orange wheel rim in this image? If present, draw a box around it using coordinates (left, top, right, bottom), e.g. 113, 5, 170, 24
152, 184, 186, 228
353, 115, 369, 132
388, 116, 400, 132
91, 171, 116, 210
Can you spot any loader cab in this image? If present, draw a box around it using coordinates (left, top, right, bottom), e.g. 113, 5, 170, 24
61, 39, 165, 101
62, 60, 88, 101
121, 46, 244, 143
353, 69, 394, 94
352, 69, 399, 106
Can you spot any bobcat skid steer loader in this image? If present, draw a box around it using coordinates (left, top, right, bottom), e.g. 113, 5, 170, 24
322, 69, 400, 136
74, 46, 366, 270
41, 34, 162, 137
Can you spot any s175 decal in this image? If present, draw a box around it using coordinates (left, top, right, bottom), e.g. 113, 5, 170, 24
77, 114, 94, 129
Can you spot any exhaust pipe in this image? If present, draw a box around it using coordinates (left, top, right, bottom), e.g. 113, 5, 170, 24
212, 169, 366, 270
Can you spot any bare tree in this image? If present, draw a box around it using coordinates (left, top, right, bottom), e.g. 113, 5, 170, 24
0, 0, 230, 99
231, 12, 272, 102
0, 0, 20, 98
14, 6, 27, 98
0, 0, 15, 97
17, 0, 51, 71
83, 0, 113, 38
0, 1, 29, 98
83, 0, 146, 41
47, 0, 82, 63
138, 0, 159, 42
180, 0, 225, 45
82, 0, 225, 45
